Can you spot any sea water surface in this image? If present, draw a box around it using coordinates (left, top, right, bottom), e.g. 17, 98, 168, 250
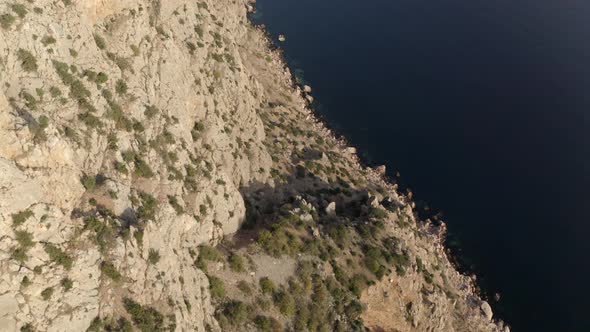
252, 0, 590, 331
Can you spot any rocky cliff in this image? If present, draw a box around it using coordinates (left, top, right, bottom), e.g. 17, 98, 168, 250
0, 0, 509, 331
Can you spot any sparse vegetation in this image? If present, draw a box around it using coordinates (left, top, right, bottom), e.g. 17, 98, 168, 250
100, 261, 122, 281
17, 49, 37, 72
137, 192, 157, 221
216, 300, 254, 328
20, 323, 34, 332
61, 277, 73, 291
259, 277, 275, 295
228, 253, 245, 272
21, 276, 32, 288
134, 158, 154, 178
0, 13, 15, 30
11, 4, 27, 18
273, 290, 296, 317
81, 174, 96, 190
94, 34, 106, 50
44, 243, 73, 270
237, 280, 252, 295
14, 230, 34, 248
168, 196, 184, 215
148, 249, 160, 265
254, 315, 281, 332
12, 209, 33, 226
208, 275, 225, 300
144, 105, 159, 119
41, 35, 56, 46
123, 298, 170, 332
41, 287, 54, 301
11, 230, 34, 263
115, 79, 128, 94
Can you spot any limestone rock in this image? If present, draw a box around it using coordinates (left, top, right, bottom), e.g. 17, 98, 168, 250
325, 202, 336, 215
375, 164, 387, 175
481, 301, 494, 321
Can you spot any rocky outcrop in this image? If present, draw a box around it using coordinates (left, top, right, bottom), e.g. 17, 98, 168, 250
0, 0, 271, 330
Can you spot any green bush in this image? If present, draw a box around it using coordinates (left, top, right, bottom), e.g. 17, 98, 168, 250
220, 300, 251, 325
69, 79, 91, 103
21, 276, 32, 288
364, 246, 386, 278
41, 35, 56, 46
115, 79, 128, 94
369, 207, 388, 220
44, 243, 73, 270
137, 192, 157, 221
96, 72, 108, 84
228, 253, 245, 272
14, 230, 34, 248
11, 247, 28, 263
21, 91, 37, 110
38, 115, 49, 129
61, 277, 73, 291
12, 209, 33, 226
191, 121, 205, 140
11, 4, 27, 18
144, 105, 159, 119
100, 261, 122, 281
78, 112, 103, 129
259, 277, 276, 295
17, 49, 37, 72
123, 298, 165, 332
199, 245, 222, 261
134, 158, 154, 178
208, 275, 225, 300
81, 175, 96, 190
254, 315, 281, 332
273, 290, 296, 317
114, 161, 128, 174
348, 273, 367, 297
148, 249, 160, 265
257, 228, 302, 257
0, 13, 15, 30
49, 86, 62, 98
41, 287, 54, 301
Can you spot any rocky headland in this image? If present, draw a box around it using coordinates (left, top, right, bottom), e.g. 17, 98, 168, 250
0, 0, 509, 331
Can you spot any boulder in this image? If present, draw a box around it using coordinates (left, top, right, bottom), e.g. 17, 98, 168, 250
325, 202, 336, 215
480, 301, 493, 321
374, 165, 386, 176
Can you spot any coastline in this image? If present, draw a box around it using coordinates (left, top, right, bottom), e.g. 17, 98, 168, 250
245, 1, 506, 329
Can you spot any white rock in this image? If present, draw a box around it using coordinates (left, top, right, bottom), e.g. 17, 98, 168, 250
325, 202, 336, 215
481, 301, 494, 321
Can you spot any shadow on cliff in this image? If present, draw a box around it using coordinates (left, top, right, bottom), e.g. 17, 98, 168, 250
228, 158, 400, 249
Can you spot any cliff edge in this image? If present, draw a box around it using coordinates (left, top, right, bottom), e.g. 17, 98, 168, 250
0, 0, 508, 331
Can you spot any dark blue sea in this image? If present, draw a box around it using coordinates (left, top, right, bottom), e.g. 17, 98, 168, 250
252, 0, 590, 331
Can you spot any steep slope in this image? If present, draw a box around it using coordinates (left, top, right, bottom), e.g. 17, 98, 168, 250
0, 0, 508, 331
